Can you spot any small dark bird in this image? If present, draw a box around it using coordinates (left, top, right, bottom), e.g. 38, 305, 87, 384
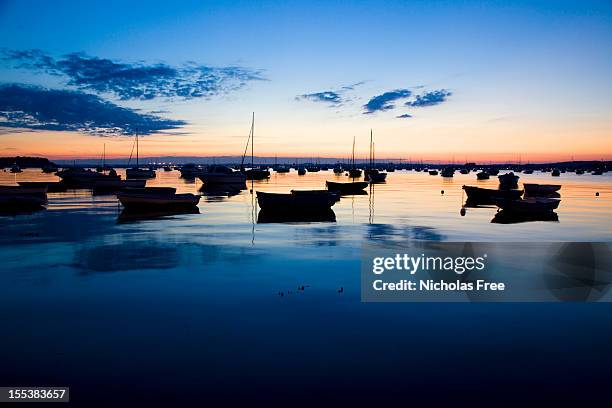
338, 287, 344, 293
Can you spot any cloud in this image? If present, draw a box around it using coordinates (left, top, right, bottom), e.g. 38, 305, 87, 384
297, 91, 342, 105
1, 49, 265, 101
363, 89, 411, 114
396, 113, 412, 119
0, 84, 185, 135
407, 89, 451, 107
297, 81, 365, 107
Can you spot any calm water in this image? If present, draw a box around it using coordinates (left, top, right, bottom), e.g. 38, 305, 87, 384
1, 168, 611, 404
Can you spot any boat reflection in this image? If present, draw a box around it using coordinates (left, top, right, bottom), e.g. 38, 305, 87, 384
257, 208, 336, 223
118, 207, 200, 223
491, 210, 559, 224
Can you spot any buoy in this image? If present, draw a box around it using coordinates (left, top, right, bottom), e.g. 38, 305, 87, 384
460, 208, 466, 216
596, 192, 600, 196
441, 190, 445, 195
338, 287, 344, 293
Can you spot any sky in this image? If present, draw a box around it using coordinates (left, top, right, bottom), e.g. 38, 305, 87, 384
0, 0, 611, 163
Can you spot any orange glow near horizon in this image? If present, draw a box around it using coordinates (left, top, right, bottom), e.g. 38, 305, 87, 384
1, 127, 611, 163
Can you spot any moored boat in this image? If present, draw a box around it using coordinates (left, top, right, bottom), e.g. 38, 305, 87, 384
476, 171, 490, 180
441, 168, 455, 177
428, 170, 438, 175
498, 172, 519, 189
117, 190, 199, 210
523, 183, 561, 197
462, 185, 523, 203
198, 165, 247, 185
326, 181, 368, 194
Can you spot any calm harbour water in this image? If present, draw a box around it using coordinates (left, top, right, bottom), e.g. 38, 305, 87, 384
1, 168, 611, 403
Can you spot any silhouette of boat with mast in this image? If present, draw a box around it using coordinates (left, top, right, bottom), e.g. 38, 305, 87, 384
347, 136, 362, 178
364, 130, 387, 183
126, 133, 156, 179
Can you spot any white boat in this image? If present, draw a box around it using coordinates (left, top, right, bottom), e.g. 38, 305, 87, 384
198, 165, 246, 185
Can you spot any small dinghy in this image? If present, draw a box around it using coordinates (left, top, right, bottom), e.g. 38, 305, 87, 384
523, 183, 561, 197
441, 168, 455, 177
365, 170, 387, 183
495, 197, 560, 215
462, 186, 523, 204
428, 170, 438, 175
476, 171, 490, 180
326, 181, 368, 194
498, 172, 520, 189
118, 188, 199, 210
256, 190, 337, 212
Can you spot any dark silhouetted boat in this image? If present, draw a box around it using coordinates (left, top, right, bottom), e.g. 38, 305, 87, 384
476, 171, 490, 180
428, 170, 438, 175
523, 183, 561, 197
199, 165, 246, 185
257, 190, 337, 212
551, 168, 560, 177
163, 166, 172, 171
41, 164, 58, 174
118, 188, 199, 210
498, 172, 519, 189
10, 163, 22, 173
441, 167, 455, 177
126, 133, 156, 179
297, 167, 306, 175
523, 169, 534, 174
57, 167, 121, 187
462, 185, 523, 204
178, 163, 202, 178
326, 181, 368, 194
364, 130, 387, 183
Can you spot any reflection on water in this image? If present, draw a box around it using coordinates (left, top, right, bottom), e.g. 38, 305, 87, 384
257, 208, 336, 223
1, 169, 612, 402
491, 210, 560, 224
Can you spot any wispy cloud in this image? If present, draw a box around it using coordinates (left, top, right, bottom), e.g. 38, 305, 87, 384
396, 113, 412, 119
407, 89, 451, 107
297, 91, 342, 105
296, 81, 365, 107
363, 89, 411, 114
0, 84, 186, 135
1, 49, 265, 101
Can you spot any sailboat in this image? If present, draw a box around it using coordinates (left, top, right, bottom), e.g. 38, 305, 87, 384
126, 133, 156, 179
364, 130, 386, 183
241, 113, 270, 180
96, 144, 114, 173
347, 137, 362, 178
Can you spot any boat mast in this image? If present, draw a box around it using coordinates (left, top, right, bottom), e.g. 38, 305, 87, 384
370, 129, 373, 170
103, 143, 106, 169
135, 133, 139, 168
251, 112, 254, 170
351, 136, 356, 170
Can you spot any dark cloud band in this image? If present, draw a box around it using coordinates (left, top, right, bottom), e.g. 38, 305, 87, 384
363, 89, 411, 114
0, 84, 185, 135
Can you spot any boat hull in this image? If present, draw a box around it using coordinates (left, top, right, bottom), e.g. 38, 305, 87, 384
198, 173, 247, 185
117, 192, 200, 210
326, 181, 368, 194
256, 190, 336, 212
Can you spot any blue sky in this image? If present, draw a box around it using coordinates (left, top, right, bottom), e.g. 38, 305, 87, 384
0, 0, 611, 160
